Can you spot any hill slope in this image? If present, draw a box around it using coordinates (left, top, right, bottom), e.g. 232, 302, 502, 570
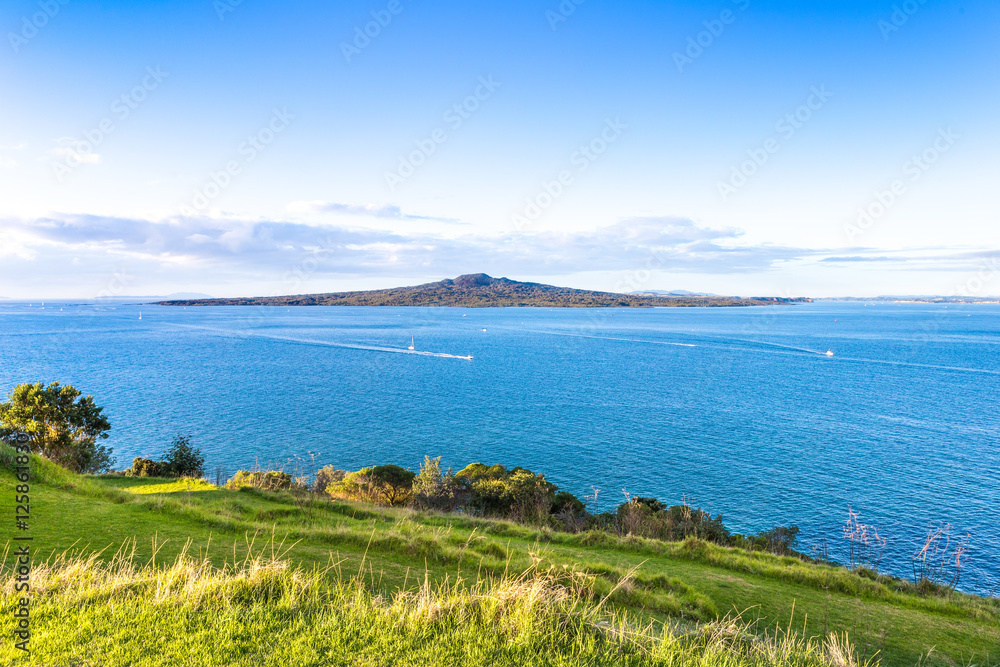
157, 273, 811, 307
1, 455, 997, 666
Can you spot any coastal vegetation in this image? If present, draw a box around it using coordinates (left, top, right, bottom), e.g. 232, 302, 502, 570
1, 449, 998, 665
126, 434, 206, 479
0, 382, 113, 474
2, 384, 997, 665
157, 273, 812, 308
230, 456, 975, 597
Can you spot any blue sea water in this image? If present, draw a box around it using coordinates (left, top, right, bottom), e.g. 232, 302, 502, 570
1, 301, 998, 594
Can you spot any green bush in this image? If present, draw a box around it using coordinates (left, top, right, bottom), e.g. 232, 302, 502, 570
162, 435, 205, 477
225, 470, 293, 491
127, 457, 167, 477
411, 456, 460, 511
610, 499, 731, 545
551, 490, 585, 514
313, 465, 346, 494
328, 465, 415, 506
454, 463, 555, 522
633, 497, 665, 512
754, 525, 801, 556
327, 467, 377, 503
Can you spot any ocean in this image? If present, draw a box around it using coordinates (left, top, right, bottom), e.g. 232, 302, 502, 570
2, 300, 997, 594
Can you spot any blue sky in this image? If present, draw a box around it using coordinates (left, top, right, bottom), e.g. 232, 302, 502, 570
1, 0, 997, 298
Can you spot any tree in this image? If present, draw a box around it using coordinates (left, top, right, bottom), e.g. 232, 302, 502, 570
454, 463, 556, 521
755, 525, 800, 556
327, 467, 379, 503
0, 382, 114, 473
127, 457, 166, 477
551, 490, 585, 514
326, 465, 416, 506
412, 456, 460, 511
225, 469, 292, 491
369, 465, 416, 506
162, 434, 205, 477
313, 465, 346, 494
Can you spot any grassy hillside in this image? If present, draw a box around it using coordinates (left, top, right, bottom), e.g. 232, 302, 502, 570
157, 273, 810, 308
2, 455, 997, 666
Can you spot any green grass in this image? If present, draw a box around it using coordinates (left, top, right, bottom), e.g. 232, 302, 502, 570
100, 476, 218, 495
2, 454, 998, 666
4, 542, 867, 667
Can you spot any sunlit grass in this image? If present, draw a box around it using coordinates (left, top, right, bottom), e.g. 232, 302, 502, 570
2, 544, 875, 667
99, 476, 219, 495
1, 450, 997, 665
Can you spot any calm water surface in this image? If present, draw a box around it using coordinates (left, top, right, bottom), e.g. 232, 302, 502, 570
2, 301, 998, 593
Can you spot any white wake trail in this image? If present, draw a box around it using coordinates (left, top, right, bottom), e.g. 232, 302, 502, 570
167, 324, 474, 360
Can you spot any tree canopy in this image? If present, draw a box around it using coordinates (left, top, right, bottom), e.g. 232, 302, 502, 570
163, 435, 205, 477
0, 382, 114, 473
454, 463, 556, 521
325, 464, 417, 507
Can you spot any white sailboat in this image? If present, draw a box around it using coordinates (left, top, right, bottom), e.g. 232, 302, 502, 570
138, 311, 142, 320
408, 337, 415, 351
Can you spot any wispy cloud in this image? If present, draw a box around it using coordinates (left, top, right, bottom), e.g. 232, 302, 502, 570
8, 211, 996, 299
821, 249, 1000, 264
821, 255, 905, 263
2, 213, 815, 276
45, 137, 101, 165
286, 200, 460, 223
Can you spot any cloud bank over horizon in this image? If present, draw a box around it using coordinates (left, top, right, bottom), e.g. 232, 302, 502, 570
2, 210, 996, 299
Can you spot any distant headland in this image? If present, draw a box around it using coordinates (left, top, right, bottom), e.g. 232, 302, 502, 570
156, 274, 812, 308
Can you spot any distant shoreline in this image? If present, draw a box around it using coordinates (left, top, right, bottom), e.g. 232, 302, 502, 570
155, 273, 811, 308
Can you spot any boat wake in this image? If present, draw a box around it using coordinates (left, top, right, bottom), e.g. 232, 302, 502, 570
720, 337, 830, 356
517, 329, 698, 348
168, 325, 474, 360
710, 336, 1000, 375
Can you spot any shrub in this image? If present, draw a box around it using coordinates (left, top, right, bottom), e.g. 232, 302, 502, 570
609, 498, 731, 545
504, 469, 557, 523
411, 456, 460, 511
551, 490, 585, 514
328, 465, 415, 506
162, 435, 205, 478
225, 470, 292, 491
328, 467, 377, 503
633, 497, 665, 512
754, 525, 801, 556
127, 457, 167, 477
313, 465, 346, 495
454, 463, 555, 523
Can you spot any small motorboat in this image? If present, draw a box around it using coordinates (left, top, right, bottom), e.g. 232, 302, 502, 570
824, 349, 834, 356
